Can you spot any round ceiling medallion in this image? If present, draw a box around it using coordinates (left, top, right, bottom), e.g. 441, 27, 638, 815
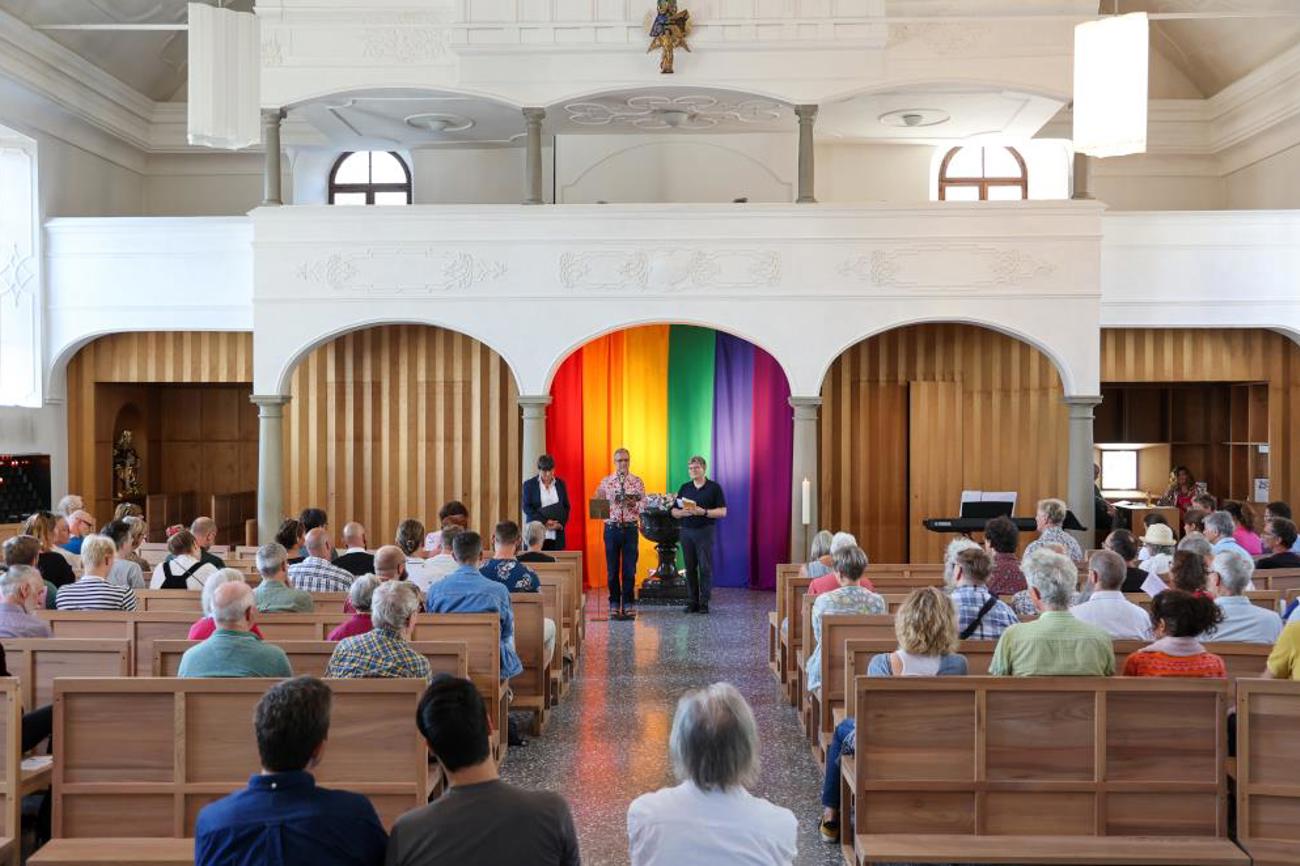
878, 108, 950, 128
404, 113, 475, 133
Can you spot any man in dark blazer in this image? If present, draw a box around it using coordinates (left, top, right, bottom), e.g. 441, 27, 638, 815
522, 454, 570, 551
333, 522, 375, 576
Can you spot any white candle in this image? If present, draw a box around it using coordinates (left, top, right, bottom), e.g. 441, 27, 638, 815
801, 477, 811, 525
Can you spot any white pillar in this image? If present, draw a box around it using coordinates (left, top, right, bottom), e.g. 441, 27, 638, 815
789, 396, 821, 562
522, 108, 545, 206
1065, 395, 1102, 551
252, 395, 290, 543
519, 395, 551, 481
261, 108, 285, 206
1071, 151, 1093, 200
795, 105, 818, 204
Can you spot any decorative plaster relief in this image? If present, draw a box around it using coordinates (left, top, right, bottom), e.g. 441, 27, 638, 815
0, 244, 35, 306
838, 246, 1056, 290
361, 26, 451, 63
558, 248, 780, 291
296, 249, 506, 295
564, 94, 789, 130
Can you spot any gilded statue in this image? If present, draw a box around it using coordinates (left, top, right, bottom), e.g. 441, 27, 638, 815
648, 0, 691, 74
113, 429, 143, 497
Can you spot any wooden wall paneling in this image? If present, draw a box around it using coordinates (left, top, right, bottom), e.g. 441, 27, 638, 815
909, 382, 963, 563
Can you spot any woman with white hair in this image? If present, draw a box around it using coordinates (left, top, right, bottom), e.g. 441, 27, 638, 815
808, 532, 874, 595
1024, 497, 1083, 562
989, 547, 1114, 677
627, 682, 796, 866
187, 569, 265, 641
328, 575, 378, 641
54, 535, 138, 611
798, 530, 834, 578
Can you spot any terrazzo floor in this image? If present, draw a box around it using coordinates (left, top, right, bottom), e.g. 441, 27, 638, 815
500, 587, 842, 866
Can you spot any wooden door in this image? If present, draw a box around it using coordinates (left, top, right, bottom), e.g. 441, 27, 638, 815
908, 381, 963, 563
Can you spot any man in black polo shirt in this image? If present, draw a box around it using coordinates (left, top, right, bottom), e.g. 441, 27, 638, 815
672, 456, 727, 614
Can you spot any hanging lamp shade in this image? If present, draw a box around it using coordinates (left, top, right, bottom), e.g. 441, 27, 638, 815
187, 3, 261, 149
1072, 11, 1148, 158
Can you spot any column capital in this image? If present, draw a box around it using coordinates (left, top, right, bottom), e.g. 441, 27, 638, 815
251, 394, 291, 415
518, 394, 552, 419
260, 107, 286, 125
789, 395, 822, 419
794, 104, 819, 122
1063, 395, 1103, 411
522, 107, 546, 124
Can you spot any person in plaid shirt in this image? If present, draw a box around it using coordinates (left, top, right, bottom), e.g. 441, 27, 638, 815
288, 528, 355, 594
949, 547, 1020, 640
325, 581, 431, 682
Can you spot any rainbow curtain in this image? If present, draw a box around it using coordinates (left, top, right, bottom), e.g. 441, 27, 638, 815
547, 325, 793, 592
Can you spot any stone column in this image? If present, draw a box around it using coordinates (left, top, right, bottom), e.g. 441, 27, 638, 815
789, 396, 821, 561
519, 395, 551, 482
261, 108, 286, 206
1071, 151, 1092, 200
252, 395, 290, 543
795, 104, 818, 204
522, 108, 546, 205
1065, 396, 1102, 551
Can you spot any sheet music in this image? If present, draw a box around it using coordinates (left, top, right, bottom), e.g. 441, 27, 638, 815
959, 490, 1017, 512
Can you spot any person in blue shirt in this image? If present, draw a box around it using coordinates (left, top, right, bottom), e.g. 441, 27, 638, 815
480, 521, 541, 593
195, 676, 387, 866
426, 531, 524, 682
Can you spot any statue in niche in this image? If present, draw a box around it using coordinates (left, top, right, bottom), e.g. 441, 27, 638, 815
113, 429, 143, 498
648, 0, 691, 74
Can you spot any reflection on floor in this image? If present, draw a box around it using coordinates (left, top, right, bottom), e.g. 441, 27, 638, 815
500, 587, 842, 866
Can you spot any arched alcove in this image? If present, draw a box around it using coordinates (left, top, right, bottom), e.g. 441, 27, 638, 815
283, 324, 519, 541
546, 324, 792, 591
820, 322, 1068, 563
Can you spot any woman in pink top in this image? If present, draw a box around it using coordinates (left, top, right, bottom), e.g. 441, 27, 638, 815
328, 575, 377, 641
187, 568, 264, 639
1225, 500, 1264, 556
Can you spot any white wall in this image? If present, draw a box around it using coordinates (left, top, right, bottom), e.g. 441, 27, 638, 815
0, 403, 67, 500
143, 153, 290, 216
1092, 155, 1225, 211
816, 142, 934, 203
1225, 145, 1300, 210
413, 146, 547, 204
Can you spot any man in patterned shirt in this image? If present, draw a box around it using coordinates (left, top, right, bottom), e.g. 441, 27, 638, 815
480, 521, 553, 666
324, 580, 430, 682
288, 528, 355, 594
594, 448, 645, 621
950, 546, 1020, 640
1023, 497, 1084, 562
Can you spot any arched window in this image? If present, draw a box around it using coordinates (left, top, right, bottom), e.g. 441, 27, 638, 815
937, 145, 1028, 201
328, 151, 412, 205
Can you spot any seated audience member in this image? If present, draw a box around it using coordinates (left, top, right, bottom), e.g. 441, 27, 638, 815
4, 535, 59, 608
819, 587, 966, 842
421, 525, 461, 587
1205, 549, 1281, 644
1069, 550, 1152, 640
1265, 501, 1300, 553
151, 529, 219, 590
329, 576, 378, 641
112, 502, 143, 521
1182, 507, 1208, 537
300, 507, 329, 537
943, 537, 981, 588
798, 530, 834, 578
1266, 621, 1300, 679
195, 676, 387, 866
1224, 500, 1263, 556
334, 522, 375, 576
1193, 493, 1218, 514
396, 518, 432, 589
290, 528, 355, 593
1178, 532, 1214, 567
1134, 514, 1168, 562
806, 545, 886, 693
990, 547, 1115, 677
1103, 529, 1148, 593
1169, 549, 1210, 594
387, 676, 579, 866
1024, 497, 1083, 562
1203, 510, 1248, 556
325, 581, 430, 681
101, 519, 146, 589
1258, 517, 1300, 569
517, 521, 557, 564
1123, 590, 1226, 678
482, 521, 554, 665
121, 516, 151, 570
63, 509, 95, 555
253, 542, 315, 613
56, 494, 84, 520
426, 531, 523, 683
809, 532, 875, 595
983, 515, 1027, 596
174, 517, 225, 569
950, 547, 1019, 640
57, 535, 137, 611
189, 569, 265, 641
0, 565, 51, 637
1139, 523, 1177, 579
424, 500, 470, 552
628, 683, 795, 866
179, 582, 292, 678
278, 518, 307, 565
22, 512, 76, 588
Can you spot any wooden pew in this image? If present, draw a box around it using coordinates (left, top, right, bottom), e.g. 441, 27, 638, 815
781, 576, 812, 705
546, 551, 585, 648
136, 590, 348, 614
536, 573, 568, 704
532, 560, 582, 661
0, 678, 43, 866
839, 676, 1247, 866
1124, 591, 1282, 614
1256, 567, 1300, 593
770, 563, 802, 682
0, 639, 130, 710
1236, 678, 1300, 866
409, 614, 507, 758
152, 639, 469, 680
504, 594, 549, 736
43, 678, 428, 862
810, 614, 902, 762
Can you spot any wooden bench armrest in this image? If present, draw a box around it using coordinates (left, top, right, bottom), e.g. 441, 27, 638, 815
20, 754, 53, 794
840, 751, 857, 794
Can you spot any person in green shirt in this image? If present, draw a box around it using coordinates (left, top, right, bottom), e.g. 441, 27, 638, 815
990, 546, 1115, 677
252, 542, 314, 614
178, 581, 293, 678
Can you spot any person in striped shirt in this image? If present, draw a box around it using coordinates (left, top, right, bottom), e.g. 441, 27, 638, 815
55, 534, 138, 612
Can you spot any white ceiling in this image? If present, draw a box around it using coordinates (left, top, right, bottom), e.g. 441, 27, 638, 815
818, 87, 1065, 143
293, 91, 528, 149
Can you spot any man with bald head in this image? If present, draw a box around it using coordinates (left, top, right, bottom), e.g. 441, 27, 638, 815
288, 528, 355, 593
373, 545, 406, 582
178, 582, 293, 678
333, 522, 375, 577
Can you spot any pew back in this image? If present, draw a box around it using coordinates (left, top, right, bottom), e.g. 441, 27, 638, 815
152, 639, 469, 680
135, 590, 348, 614
0, 639, 130, 709
1257, 568, 1300, 593
1236, 678, 1300, 866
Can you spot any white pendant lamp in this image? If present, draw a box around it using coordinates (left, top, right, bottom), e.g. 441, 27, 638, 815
1073, 11, 1148, 158
187, 3, 261, 149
